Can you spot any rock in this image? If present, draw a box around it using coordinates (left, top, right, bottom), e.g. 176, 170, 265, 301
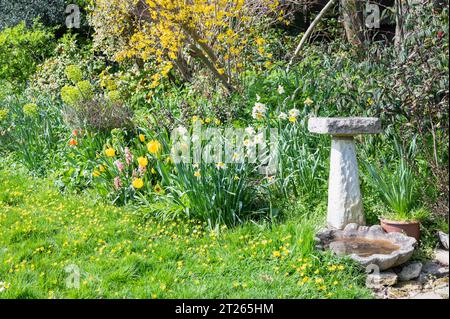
308, 117, 382, 136
396, 280, 423, 291
432, 277, 449, 289
387, 288, 410, 299
434, 249, 449, 266
366, 271, 398, 289
421, 261, 449, 277
398, 262, 423, 281
411, 291, 443, 299
434, 286, 449, 299
438, 231, 449, 250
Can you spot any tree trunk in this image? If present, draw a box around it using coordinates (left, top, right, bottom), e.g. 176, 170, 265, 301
394, 0, 409, 48
340, 0, 365, 47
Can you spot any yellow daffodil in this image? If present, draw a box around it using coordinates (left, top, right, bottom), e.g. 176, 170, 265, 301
138, 156, 148, 167
139, 134, 145, 142
304, 97, 314, 106
147, 140, 162, 154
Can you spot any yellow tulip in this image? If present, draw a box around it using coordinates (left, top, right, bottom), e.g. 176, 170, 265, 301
132, 178, 144, 189
105, 148, 116, 157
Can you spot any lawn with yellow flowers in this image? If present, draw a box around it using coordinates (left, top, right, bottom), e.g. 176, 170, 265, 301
0, 168, 372, 299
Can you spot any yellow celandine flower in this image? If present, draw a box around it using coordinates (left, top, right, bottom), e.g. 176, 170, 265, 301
151, 167, 157, 174
139, 134, 146, 142
92, 170, 101, 177
215, 119, 221, 125
138, 156, 148, 167
273, 251, 281, 257
132, 178, 144, 189
304, 97, 314, 106
194, 170, 201, 178
99, 165, 106, 172
147, 140, 162, 154
105, 148, 116, 157
289, 116, 297, 123
216, 162, 226, 169
192, 115, 199, 123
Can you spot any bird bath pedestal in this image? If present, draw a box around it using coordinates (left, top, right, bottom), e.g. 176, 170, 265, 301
308, 117, 381, 229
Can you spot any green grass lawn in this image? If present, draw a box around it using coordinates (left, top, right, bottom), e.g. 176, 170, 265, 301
0, 168, 372, 299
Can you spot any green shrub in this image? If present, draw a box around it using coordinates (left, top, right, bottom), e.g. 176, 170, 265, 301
0, 21, 55, 88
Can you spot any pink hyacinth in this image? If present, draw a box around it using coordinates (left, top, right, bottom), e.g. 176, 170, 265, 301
138, 165, 147, 174
113, 176, 122, 189
114, 160, 124, 172
125, 147, 133, 165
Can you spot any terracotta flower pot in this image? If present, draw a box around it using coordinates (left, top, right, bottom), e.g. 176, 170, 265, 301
380, 219, 421, 241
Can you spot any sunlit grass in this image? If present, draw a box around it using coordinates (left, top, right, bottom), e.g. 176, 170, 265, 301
0, 168, 372, 299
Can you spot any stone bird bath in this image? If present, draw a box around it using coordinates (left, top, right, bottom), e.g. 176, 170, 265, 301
308, 117, 381, 230
308, 117, 416, 269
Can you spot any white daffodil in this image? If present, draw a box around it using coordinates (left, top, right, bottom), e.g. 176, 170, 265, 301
278, 112, 288, 120
289, 108, 300, 118
252, 102, 267, 120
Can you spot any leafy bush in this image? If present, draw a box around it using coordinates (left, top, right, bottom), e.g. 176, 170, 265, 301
59, 65, 133, 132
0, 0, 65, 29
0, 21, 55, 88
27, 33, 105, 100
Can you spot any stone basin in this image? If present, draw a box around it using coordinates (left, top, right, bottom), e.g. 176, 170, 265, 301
315, 223, 417, 270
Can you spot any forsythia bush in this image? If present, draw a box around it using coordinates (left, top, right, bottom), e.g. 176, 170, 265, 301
90, 0, 285, 92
